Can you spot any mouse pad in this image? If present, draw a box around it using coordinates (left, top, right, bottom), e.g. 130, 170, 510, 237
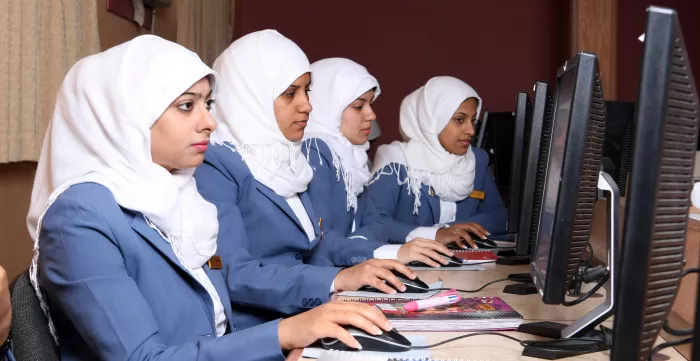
337, 281, 443, 300
302, 335, 430, 359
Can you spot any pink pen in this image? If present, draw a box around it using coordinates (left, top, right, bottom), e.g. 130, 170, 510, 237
404, 290, 462, 312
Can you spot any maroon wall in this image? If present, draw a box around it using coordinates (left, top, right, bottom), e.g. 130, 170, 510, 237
618, 1, 700, 102
236, 0, 569, 146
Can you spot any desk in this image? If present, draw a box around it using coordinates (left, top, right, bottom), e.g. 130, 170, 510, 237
291, 263, 686, 360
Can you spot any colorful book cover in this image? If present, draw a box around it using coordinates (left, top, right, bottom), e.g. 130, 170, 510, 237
453, 250, 498, 261
368, 296, 522, 321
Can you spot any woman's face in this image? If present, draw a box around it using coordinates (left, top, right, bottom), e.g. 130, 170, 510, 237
151, 77, 216, 172
340, 89, 376, 145
274, 72, 313, 142
437, 97, 478, 156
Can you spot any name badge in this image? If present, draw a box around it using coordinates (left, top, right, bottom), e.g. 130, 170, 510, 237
470, 190, 485, 200
208, 255, 223, 270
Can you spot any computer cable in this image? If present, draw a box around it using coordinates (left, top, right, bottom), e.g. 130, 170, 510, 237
662, 267, 699, 336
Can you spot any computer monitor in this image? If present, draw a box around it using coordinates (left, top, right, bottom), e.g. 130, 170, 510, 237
602, 101, 635, 197
611, 6, 698, 361
477, 111, 517, 198
530, 52, 606, 306
515, 82, 552, 257
505, 93, 533, 234
475, 110, 489, 148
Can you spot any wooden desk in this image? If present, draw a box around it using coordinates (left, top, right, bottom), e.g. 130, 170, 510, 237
292, 264, 686, 360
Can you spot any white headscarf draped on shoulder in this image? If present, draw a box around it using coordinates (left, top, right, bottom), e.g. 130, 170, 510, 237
304, 58, 380, 211
26, 35, 219, 339
371, 76, 480, 214
210, 29, 314, 197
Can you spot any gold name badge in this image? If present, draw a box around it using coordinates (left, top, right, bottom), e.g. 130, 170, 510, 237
208, 255, 223, 270
469, 190, 485, 200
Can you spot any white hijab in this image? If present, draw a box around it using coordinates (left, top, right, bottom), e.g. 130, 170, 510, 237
26, 35, 220, 336
210, 30, 314, 198
372, 76, 480, 214
304, 58, 380, 211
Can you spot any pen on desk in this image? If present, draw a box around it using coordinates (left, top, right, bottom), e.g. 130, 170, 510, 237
404, 290, 462, 312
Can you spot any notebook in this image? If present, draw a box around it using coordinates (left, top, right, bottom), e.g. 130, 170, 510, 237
453, 249, 499, 263
302, 335, 430, 359
338, 280, 443, 300
365, 296, 523, 332
316, 351, 468, 361
407, 264, 486, 271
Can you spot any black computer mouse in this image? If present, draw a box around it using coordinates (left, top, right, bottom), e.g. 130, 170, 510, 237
321, 326, 412, 352
359, 270, 430, 293
446, 233, 498, 249
409, 254, 464, 268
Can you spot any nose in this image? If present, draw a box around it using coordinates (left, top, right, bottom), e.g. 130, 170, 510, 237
198, 108, 217, 133
365, 106, 377, 122
464, 120, 475, 137
298, 93, 313, 114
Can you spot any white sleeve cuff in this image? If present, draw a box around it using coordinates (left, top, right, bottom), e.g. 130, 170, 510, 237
373, 244, 402, 260
406, 226, 440, 242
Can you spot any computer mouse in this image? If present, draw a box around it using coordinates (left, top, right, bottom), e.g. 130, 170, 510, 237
446, 233, 498, 249
359, 270, 430, 293
409, 254, 464, 268
321, 326, 412, 352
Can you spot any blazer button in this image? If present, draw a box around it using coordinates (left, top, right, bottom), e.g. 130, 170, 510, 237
295, 253, 303, 260
351, 256, 357, 263
302, 298, 308, 307
314, 298, 322, 306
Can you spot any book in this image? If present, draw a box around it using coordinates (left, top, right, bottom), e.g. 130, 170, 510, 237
316, 350, 467, 361
365, 296, 523, 332
453, 250, 498, 264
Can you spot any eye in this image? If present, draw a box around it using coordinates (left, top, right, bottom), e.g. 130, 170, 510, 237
206, 99, 215, 111
177, 101, 194, 111
454, 117, 465, 124
305, 88, 312, 94
283, 90, 295, 98
353, 104, 363, 110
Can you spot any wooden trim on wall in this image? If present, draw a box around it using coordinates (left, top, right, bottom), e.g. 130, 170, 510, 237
570, 0, 618, 100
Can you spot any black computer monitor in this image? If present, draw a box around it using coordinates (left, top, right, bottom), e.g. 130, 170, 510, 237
475, 110, 489, 148
477, 111, 516, 197
530, 52, 606, 306
602, 101, 635, 197
505, 93, 533, 234
611, 6, 698, 361
515, 82, 552, 257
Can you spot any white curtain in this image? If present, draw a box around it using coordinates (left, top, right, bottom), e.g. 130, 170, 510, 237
0, 0, 101, 163
175, 0, 233, 67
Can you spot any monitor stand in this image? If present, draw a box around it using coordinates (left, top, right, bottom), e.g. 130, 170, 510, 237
517, 172, 620, 359
495, 234, 531, 266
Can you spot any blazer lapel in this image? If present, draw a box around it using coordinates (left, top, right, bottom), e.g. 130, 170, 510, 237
203, 266, 235, 332
255, 181, 306, 233
130, 215, 190, 275
300, 192, 321, 246
420, 185, 441, 225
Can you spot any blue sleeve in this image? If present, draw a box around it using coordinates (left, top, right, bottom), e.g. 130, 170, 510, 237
194, 156, 340, 313
39, 194, 285, 361
364, 165, 418, 242
2, 350, 15, 361
461, 162, 507, 234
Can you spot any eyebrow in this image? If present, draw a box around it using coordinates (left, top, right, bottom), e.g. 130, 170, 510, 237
181, 89, 213, 99
353, 98, 368, 103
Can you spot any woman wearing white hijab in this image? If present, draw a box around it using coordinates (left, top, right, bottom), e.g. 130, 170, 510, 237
302, 58, 455, 268
365, 76, 507, 251
29, 35, 393, 361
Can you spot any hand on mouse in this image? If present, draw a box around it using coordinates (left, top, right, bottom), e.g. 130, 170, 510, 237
397, 239, 454, 268
277, 300, 392, 351
333, 259, 415, 294
435, 223, 487, 249
0, 265, 11, 345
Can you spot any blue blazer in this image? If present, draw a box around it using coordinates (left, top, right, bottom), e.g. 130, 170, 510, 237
38, 183, 285, 361
196, 144, 379, 270
1, 350, 14, 361
364, 147, 507, 242
302, 139, 387, 245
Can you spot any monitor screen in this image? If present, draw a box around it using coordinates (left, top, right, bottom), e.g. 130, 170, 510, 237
533, 68, 577, 285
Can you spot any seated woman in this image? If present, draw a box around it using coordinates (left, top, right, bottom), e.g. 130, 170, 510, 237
365, 76, 507, 251
303, 58, 452, 268
194, 30, 417, 327
28, 35, 392, 361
